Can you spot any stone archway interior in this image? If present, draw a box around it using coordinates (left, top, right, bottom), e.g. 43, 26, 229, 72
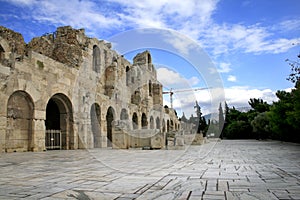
45, 94, 73, 150
6, 91, 34, 152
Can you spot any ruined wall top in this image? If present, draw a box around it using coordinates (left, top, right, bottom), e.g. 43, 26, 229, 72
27, 26, 89, 68
133, 50, 152, 65
0, 26, 26, 57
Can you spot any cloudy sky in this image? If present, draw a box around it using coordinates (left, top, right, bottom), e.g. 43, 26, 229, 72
1, 0, 299, 117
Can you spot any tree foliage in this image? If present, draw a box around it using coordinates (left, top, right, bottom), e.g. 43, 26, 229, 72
220, 52, 300, 143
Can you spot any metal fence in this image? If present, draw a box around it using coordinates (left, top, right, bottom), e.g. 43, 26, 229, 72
45, 130, 61, 150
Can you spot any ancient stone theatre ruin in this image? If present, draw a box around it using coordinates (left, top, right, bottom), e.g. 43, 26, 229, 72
0, 26, 180, 152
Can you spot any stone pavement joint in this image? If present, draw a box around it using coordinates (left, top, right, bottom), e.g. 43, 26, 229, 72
0, 140, 299, 199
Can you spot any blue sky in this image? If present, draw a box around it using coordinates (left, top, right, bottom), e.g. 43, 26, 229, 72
1, 0, 300, 117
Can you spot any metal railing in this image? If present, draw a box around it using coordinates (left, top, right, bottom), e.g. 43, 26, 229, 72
45, 130, 61, 150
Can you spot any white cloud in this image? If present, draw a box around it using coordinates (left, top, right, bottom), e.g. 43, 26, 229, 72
157, 67, 200, 88
218, 62, 231, 73
203, 23, 300, 55
173, 85, 281, 118
227, 75, 237, 82
225, 86, 278, 108
6, 0, 298, 56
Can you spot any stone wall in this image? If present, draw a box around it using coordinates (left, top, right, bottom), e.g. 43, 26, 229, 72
0, 26, 180, 152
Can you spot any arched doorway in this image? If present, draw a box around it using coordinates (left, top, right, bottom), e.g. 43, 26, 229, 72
132, 112, 138, 129
106, 106, 114, 147
141, 113, 148, 129
45, 94, 74, 150
6, 91, 34, 152
91, 103, 101, 148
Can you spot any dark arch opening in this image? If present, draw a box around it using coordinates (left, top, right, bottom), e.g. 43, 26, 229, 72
45, 93, 74, 150
132, 112, 138, 129
106, 106, 114, 147
141, 113, 148, 129
149, 80, 152, 96
167, 120, 170, 132
126, 66, 130, 86
162, 119, 166, 133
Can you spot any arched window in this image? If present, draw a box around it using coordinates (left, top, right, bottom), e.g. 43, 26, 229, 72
132, 112, 138, 129
126, 66, 130, 86
93, 45, 101, 73
149, 80, 152, 96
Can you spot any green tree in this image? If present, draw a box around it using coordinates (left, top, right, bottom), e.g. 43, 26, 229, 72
248, 98, 270, 113
225, 120, 252, 139
286, 51, 300, 83
251, 112, 270, 139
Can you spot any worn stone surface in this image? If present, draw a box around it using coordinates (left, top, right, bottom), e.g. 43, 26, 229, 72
0, 140, 299, 199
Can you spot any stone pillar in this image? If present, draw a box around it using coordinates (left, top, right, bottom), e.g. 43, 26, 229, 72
32, 119, 46, 151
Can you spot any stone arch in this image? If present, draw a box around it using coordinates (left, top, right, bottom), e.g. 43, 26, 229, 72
6, 91, 34, 152
120, 108, 129, 120
91, 103, 101, 148
106, 106, 115, 147
162, 119, 166, 133
45, 93, 74, 150
126, 66, 130, 86
93, 45, 101, 73
156, 117, 160, 130
132, 112, 138, 130
150, 116, 154, 129
171, 120, 174, 131
141, 113, 148, 129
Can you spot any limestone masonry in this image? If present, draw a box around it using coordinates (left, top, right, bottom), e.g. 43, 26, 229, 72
0, 26, 180, 152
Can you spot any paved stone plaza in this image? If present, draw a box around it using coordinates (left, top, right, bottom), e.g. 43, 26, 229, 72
0, 140, 299, 200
